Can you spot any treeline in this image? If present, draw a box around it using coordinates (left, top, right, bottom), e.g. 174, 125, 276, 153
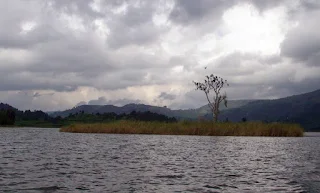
65, 110, 177, 123
1, 102, 177, 127
16, 110, 51, 122
0, 109, 15, 125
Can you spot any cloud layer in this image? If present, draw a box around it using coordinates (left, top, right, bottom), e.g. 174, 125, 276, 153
0, 0, 319, 111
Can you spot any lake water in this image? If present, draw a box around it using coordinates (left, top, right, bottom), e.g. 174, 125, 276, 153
0, 128, 319, 193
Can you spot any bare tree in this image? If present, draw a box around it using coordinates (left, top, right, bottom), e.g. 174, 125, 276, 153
193, 74, 229, 122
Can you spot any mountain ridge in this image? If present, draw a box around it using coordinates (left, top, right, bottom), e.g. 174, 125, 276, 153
50, 99, 255, 120
2, 89, 320, 131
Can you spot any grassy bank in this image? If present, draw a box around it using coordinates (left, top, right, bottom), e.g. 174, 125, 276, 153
60, 120, 304, 137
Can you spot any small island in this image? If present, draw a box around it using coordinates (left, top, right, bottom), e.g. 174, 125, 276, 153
60, 120, 304, 137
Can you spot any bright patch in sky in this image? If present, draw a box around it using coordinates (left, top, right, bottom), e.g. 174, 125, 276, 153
222, 4, 288, 55
89, 0, 102, 12
171, 65, 184, 74
60, 13, 86, 32
94, 19, 110, 41
20, 21, 37, 34
111, 2, 128, 15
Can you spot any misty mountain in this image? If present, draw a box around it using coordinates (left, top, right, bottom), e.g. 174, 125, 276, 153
50, 104, 171, 118
50, 100, 254, 120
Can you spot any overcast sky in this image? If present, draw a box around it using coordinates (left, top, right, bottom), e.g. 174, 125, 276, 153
1, 0, 320, 111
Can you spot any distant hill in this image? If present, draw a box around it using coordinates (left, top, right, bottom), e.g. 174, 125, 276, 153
0, 103, 17, 125
0, 103, 17, 111
217, 89, 320, 131
194, 100, 255, 116
51, 104, 172, 118
0, 103, 53, 127
50, 100, 254, 119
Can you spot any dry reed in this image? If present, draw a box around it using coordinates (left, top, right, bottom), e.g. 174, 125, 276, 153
60, 120, 304, 137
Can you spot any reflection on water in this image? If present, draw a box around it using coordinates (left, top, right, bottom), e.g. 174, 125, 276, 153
0, 128, 319, 192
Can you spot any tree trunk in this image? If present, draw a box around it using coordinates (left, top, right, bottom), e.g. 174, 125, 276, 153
212, 112, 215, 122
213, 95, 219, 122
212, 109, 218, 122
214, 111, 218, 122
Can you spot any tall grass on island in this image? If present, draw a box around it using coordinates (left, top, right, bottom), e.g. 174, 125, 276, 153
60, 120, 304, 137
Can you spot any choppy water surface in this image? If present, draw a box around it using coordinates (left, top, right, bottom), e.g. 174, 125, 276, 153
0, 128, 319, 193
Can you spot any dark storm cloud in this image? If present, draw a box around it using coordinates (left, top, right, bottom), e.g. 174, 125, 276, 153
168, 0, 291, 25
248, 0, 286, 11
281, 33, 320, 65
211, 52, 264, 76
159, 92, 176, 100
47, 0, 104, 18
87, 97, 141, 106
0, 1, 54, 49
267, 77, 320, 97
33, 92, 54, 98
49, 0, 163, 49
0, 0, 170, 92
29, 37, 115, 74
169, 0, 320, 29
300, 0, 320, 11
106, 1, 165, 49
259, 55, 282, 64
169, 0, 236, 25
0, 24, 62, 49
0, 71, 80, 91
281, 10, 320, 66
214, 52, 282, 72
107, 22, 161, 49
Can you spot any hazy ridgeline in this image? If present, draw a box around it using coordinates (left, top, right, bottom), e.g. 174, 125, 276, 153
60, 120, 304, 137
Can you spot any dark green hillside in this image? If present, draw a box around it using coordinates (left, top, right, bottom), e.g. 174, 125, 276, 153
0, 110, 15, 125
0, 103, 16, 125
193, 100, 255, 117
50, 105, 121, 118
0, 103, 59, 127
218, 89, 320, 131
0, 103, 17, 110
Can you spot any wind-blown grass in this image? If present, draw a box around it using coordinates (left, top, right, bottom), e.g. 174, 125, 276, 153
60, 120, 304, 137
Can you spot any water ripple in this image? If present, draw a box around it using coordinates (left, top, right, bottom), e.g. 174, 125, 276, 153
0, 128, 319, 192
